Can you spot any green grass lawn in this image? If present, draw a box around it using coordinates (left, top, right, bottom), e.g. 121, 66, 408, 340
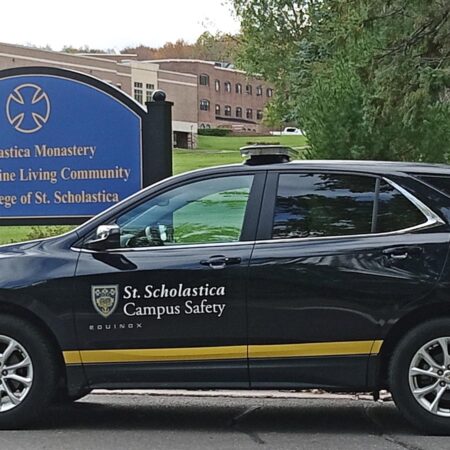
0, 227, 30, 244
174, 134, 307, 174
194, 134, 307, 152
0, 134, 307, 244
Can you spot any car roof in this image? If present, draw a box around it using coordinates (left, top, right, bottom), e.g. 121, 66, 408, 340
218, 160, 450, 176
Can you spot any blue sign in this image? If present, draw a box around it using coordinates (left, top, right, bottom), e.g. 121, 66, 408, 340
0, 73, 143, 219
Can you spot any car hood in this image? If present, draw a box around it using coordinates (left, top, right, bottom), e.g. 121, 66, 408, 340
0, 239, 44, 257
0, 232, 79, 290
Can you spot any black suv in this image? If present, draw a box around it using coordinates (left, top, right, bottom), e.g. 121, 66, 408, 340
2, 146, 450, 433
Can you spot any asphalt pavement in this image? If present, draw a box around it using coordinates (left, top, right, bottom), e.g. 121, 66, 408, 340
0, 392, 447, 450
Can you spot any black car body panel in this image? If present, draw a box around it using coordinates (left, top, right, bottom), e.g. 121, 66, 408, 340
2, 160, 450, 395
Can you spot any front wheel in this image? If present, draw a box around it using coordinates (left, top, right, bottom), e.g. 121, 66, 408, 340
0, 315, 60, 429
390, 318, 450, 434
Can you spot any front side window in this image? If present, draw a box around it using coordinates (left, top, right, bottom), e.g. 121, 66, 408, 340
272, 173, 428, 240
225, 105, 231, 116
225, 82, 232, 93
116, 175, 254, 248
236, 107, 242, 118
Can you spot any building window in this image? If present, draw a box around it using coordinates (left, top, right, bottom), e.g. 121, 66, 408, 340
225, 82, 232, 93
200, 123, 206, 129
236, 83, 242, 94
145, 83, 155, 103
225, 105, 231, 117
256, 85, 263, 96
215, 104, 221, 115
215, 80, 220, 92
266, 88, 273, 97
246, 108, 253, 119
134, 82, 143, 104
246, 84, 252, 95
199, 74, 210, 86
257, 110, 263, 120
200, 99, 210, 111
236, 107, 243, 118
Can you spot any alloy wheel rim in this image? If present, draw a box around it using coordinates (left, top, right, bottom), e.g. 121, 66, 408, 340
409, 337, 450, 417
0, 335, 33, 412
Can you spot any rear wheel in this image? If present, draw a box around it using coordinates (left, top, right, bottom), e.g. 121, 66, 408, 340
390, 319, 450, 434
0, 315, 60, 429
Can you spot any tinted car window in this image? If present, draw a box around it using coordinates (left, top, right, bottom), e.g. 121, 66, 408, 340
417, 175, 450, 198
272, 173, 375, 239
376, 180, 426, 233
116, 175, 254, 247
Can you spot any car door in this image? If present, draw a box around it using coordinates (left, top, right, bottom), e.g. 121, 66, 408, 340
247, 171, 449, 389
72, 171, 265, 388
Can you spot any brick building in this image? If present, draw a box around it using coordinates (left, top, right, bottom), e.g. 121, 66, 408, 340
150, 60, 273, 133
0, 44, 274, 146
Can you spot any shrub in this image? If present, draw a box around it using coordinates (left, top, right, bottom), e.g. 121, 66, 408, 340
198, 128, 232, 136
26, 225, 74, 240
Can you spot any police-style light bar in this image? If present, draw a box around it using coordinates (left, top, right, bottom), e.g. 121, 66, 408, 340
240, 145, 298, 165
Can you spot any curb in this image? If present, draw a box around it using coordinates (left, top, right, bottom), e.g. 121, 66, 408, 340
91, 389, 392, 402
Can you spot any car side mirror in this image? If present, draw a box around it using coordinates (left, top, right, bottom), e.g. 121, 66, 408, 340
84, 225, 120, 251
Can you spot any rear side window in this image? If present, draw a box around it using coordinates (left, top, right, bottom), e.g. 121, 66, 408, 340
272, 173, 427, 240
272, 173, 375, 239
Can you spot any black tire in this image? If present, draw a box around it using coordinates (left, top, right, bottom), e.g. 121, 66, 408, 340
0, 314, 60, 429
389, 318, 450, 435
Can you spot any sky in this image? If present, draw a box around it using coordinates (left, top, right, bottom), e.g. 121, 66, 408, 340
0, 0, 240, 52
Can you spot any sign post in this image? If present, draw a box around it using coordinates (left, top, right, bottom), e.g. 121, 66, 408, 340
0, 67, 173, 225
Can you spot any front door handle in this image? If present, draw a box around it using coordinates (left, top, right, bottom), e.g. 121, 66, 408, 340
200, 255, 242, 270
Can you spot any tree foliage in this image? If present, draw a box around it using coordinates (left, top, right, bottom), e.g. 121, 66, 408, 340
62, 45, 114, 54
122, 32, 238, 63
233, 0, 450, 162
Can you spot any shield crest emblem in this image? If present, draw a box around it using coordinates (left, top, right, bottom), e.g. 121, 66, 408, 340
91, 285, 119, 318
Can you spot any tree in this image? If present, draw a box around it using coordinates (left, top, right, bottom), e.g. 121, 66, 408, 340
122, 32, 238, 63
194, 32, 238, 63
62, 45, 113, 54
233, 0, 450, 162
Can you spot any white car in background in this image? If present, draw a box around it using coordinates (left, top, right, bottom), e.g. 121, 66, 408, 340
270, 127, 303, 136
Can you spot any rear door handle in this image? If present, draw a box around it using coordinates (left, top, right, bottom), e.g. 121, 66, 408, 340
200, 255, 242, 270
382, 246, 423, 261
389, 252, 408, 260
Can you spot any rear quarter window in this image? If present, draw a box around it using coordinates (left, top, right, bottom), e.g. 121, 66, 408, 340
417, 175, 450, 198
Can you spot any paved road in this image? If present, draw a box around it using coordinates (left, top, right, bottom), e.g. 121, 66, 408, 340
0, 393, 447, 450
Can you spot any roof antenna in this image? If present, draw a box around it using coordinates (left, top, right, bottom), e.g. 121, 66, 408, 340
240, 145, 298, 165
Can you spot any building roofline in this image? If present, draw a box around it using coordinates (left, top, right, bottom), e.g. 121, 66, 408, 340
144, 59, 253, 75
0, 41, 131, 71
